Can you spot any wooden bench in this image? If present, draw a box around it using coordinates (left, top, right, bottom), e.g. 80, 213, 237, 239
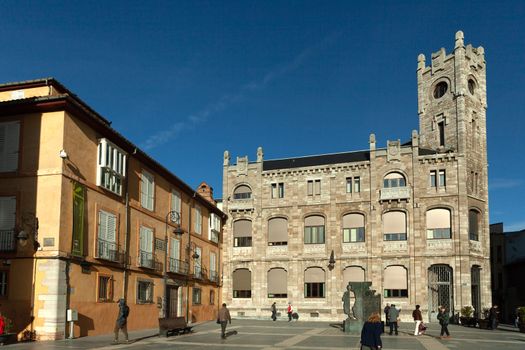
158, 317, 193, 337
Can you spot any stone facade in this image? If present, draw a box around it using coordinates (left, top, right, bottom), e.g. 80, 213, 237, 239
221, 32, 491, 322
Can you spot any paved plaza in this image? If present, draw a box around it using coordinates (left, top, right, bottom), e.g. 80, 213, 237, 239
5, 320, 525, 350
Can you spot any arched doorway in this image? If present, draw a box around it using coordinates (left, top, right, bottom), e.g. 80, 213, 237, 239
428, 265, 453, 322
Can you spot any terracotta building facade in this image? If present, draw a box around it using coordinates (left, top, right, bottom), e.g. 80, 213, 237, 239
221, 32, 491, 322
0, 79, 226, 340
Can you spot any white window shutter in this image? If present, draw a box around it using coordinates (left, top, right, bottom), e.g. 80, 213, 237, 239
170, 238, 180, 260
98, 211, 108, 241
139, 227, 146, 251
145, 227, 153, 253
0, 197, 16, 230
148, 175, 154, 210
140, 174, 148, 208
107, 213, 117, 242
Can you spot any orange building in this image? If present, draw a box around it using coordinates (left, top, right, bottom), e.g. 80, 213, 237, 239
0, 78, 226, 340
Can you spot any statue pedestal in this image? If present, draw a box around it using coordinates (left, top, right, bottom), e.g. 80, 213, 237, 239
342, 281, 381, 333
343, 318, 364, 333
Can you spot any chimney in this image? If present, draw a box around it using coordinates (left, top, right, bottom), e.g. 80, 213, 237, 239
197, 182, 216, 205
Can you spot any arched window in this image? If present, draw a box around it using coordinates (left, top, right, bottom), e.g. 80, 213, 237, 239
304, 215, 325, 244
384, 265, 408, 298
383, 172, 406, 188
343, 266, 365, 290
469, 210, 481, 241
426, 208, 451, 239
233, 185, 252, 200
267, 268, 287, 298
232, 268, 251, 298
233, 220, 252, 247
383, 211, 407, 241
304, 267, 325, 298
268, 217, 288, 246
342, 213, 365, 243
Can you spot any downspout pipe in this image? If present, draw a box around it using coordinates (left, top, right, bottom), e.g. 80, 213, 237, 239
186, 193, 196, 323
122, 149, 134, 300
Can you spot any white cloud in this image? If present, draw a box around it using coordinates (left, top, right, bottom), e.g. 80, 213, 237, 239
140, 33, 339, 150
489, 178, 522, 190
505, 221, 525, 232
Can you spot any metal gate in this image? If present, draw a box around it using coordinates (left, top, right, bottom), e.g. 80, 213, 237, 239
428, 265, 453, 322
471, 266, 481, 319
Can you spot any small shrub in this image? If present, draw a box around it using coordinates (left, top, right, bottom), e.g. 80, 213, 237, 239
460, 306, 474, 318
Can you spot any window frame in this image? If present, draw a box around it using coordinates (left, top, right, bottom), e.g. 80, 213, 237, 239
304, 282, 325, 298
97, 274, 113, 302
0, 121, 21, 173
96, 138, 126, 196
170, 190, 181, 224
194, 206, 202, 234
192, 288, 202, 305
136, 279, 154, 304
140, 170, 155, 211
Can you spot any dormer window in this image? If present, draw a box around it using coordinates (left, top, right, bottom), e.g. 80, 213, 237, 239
233, 185, 251, 200
97, 139, 126, 195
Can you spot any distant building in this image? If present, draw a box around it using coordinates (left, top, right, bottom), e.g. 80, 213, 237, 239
0, 79, 226, 340
490, 223, 525, 323
221, 32, 491, 322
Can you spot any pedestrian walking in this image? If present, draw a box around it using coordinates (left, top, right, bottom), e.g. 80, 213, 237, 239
488, 305, 499, 330
218, 303, 232, 339
388, 304, 399, 335
360, 312, 383, 350
113, 299, 130, 343
437, 306, 450, 339
287, 302, 293, 322
0, 311, 5, 336
271, 302, 277, 321
412, 305, 423, 336
383, 303, 390, 326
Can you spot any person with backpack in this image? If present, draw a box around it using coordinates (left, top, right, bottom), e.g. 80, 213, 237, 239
437, 306, 450, 339
114, 299, 130, 343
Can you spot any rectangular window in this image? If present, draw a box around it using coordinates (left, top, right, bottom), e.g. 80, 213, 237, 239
193, 246, 202, 278
234, 237, 252, 247
0, 271, 7, 297
383, 289, 408, 298
304, 226, 325, 244
233, 290, 251, 298
195, 206, 202, 234
96, 138, 126, 195
97, 275, 112, 302
271, 183, 284, 198
430, 170, 437, 187
192, 288, 201, 305
171, 190, 181, 224
210, 290, 215, 305
438, 121, 445, 147
384, 233, 407, 241
426, 228, 451, 239
97, 210, 118, 261
346, 178, 352, 193
141, 170, 155, 211
314, 180, 321, 195
209, 213, 220, 243
210, 253, 217, 283
0, 196, 17, 252
304, 282, 325, 298
307, 180, 313, 196
439, 170, 446, 187
137, 280, 153, 304
343, 227, 365, 243
0, 121, 20, 172
354, 177, 360, 193
307, 180, 321, 196
139, 226, 154, 269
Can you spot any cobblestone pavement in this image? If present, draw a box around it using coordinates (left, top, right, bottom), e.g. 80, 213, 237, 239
5, 320, 525, 350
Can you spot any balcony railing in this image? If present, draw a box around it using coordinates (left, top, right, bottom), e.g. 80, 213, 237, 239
168, 258, 189, 274
380, 187, 410, 201
0, 230, 16, 252
209, 270, 219, 284
138, 251, 156, 269
96, 239, 123, 262
193, 266, 208, 280
210, 229, 220, 243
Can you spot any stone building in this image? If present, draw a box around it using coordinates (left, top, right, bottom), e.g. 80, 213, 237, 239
221, 31, 490, 322
0, 78, 226, 340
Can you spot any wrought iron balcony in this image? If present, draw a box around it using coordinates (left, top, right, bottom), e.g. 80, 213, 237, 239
193, 266, 208, 280
209, 270, 219, 284
96, 239, 123, 262
380, 187, 410, 201
0, 230, 16, 252
138, 250, 156, 269
168, 258, 189, 274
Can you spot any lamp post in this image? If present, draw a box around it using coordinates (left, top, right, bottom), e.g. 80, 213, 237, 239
16, 212, 39, 250
164, 210, 183, 319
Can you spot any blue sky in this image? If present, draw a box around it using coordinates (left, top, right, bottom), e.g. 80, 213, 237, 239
1, 1, 524, 230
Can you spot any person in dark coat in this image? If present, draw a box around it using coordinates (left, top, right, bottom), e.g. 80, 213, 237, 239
383, 303, 390, 326
488, 305, 499, 330
360, 312, 383, 350
412, 305, 423, 336
388, 304, 400, 335
271, 302, 277, 321
437, 306, 450, 338
114, 299, 130, 343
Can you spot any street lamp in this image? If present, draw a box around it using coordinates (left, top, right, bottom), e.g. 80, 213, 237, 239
16, 213, 39, 250
164, 210, 183, 318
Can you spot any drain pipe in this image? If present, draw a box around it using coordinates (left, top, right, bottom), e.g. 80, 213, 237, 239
122, 149, 134, 300
186, 194, 195, 323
